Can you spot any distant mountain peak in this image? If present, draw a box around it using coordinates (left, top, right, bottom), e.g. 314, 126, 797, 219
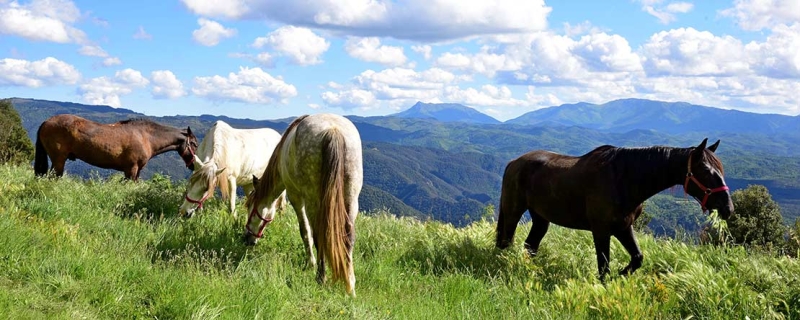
506, 98, 799, 135
392, 101, 500, 124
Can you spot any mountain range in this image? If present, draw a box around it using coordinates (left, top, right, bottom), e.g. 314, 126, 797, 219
8, 97, 800, 230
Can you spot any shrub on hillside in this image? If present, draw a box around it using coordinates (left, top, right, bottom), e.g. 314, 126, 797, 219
0, 99, 34, 165
704, 184, 785, 248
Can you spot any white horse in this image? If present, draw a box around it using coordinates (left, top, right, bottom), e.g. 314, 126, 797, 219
245, 114, 363, 297
179, 120, 286, 218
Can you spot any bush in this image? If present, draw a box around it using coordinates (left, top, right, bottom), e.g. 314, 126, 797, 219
706, 185, 785, 248
0, 99, 34, 165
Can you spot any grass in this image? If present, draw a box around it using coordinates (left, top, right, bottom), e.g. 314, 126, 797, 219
1, 164, 799, 319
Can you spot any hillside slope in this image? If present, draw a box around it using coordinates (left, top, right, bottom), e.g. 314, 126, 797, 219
0, 165, 798, 319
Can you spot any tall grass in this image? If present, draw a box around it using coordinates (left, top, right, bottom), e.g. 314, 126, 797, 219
0, 164, 798, 319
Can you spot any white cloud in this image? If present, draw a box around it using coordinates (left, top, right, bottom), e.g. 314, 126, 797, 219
191, 67, 298, 104
745, 23, 800, 78
563, 21, 605, 37
192, 18, 236, 46
78, 45, 108, 57
252, 26, 329, 66
640, 28, 749, 77
344, 37, 407, 66
720, 0, 800, 31
0, 0, 87, 44
321, 89, 377, 110
636, 0, 694, 24
443, 84, 528, 107
353, 67, 459, 101
133, 26, 152, 40
180, 0, 552, 42
102, 57, 122, 67
78, 68, 150, 107
0, 57, 81, 87
411, 45, 432, 60
150, 70, 187, 99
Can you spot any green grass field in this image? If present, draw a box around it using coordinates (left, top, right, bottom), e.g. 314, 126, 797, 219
1, 164, 798, 319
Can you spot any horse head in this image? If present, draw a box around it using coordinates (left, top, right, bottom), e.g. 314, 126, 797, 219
243, 174, 281, 245
179, 155, 224, 218
684, 138, 734, 220
180, 126, 198, 170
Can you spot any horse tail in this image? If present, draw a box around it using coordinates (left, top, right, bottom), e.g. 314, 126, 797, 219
34, 124, 49, 176
316, 127, 351, 284
496, 159, 525, 249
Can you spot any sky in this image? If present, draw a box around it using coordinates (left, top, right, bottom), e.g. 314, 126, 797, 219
1, 0, 799, 121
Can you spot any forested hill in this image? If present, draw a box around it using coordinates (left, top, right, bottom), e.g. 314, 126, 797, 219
9, 97, 800, 230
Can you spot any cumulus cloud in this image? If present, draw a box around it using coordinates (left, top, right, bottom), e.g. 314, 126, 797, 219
745, 23, 800, 78
640, 28, 749, 77
344, 37, 407, 67
443, 85, 529, 107
78, 68, 150, 107
150, 70, 187, 99
0, 0, 87, 44
191, 67, 298, 104
78, 45, 108, 57
321, 89, 377, 110
0, 57, 81, 87
192, 18, 236, 46
411, 45, 432, 60
252, 26, 329, 66
720, 0, 800, 31
180, 0, 551, 42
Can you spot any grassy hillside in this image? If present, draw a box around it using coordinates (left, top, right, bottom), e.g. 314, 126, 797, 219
1, 165, 799, 319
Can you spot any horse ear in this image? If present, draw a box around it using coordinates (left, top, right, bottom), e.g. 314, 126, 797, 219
708, 139, 720, 153
186, 126, 193, 136
695, 138, 708, 151
252, 175, 259, 186
193, 154, 204, 167
215, 167, 226, 176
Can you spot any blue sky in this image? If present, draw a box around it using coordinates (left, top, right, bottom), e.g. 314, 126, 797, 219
1, 0, 799, 121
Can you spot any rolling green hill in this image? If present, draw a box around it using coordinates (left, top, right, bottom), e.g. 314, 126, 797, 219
0, 165, 798, 319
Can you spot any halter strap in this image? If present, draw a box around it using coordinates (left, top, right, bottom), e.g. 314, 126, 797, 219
184, 191, 211, 209
245, 206, 273, 238
683, 153, 729, 212
183, 145, 196, 168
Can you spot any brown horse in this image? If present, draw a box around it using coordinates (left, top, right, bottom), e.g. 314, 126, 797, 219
495, 138, 733, 280
34, 114, 198, 181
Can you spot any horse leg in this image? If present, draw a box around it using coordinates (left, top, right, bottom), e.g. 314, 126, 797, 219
592, 231, 612, 282
124, 165, 139, 181
50, 155, 67, 177
495, 183, 527, 249
314, 231, 326, 285
228, 175, 237, 219
291, 199, 317, 270
614, 225, 643, 276
524, 213, 550, 257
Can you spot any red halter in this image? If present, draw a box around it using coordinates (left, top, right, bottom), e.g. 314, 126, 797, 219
245, 206, 273, 238
184, 191, 211, 209
683, 153, 729, 212
183, 144, 196, 168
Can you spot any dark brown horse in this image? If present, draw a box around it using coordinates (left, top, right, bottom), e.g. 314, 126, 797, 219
496, 138, 733, 280
34, 114, 198, 181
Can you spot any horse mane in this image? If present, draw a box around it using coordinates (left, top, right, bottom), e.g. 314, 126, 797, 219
585, 144, 724, 175
117, 118, 176, 132
247, 115, 310, 207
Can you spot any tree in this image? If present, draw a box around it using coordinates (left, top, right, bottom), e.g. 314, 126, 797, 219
719, 184, 785, 247
0, 99, 34, 165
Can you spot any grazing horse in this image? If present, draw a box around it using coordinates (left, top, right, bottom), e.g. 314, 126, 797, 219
34, 114, 198, 181
245, 114, 363, 297
495, 138, 733, 280
179, 120, 287, 218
